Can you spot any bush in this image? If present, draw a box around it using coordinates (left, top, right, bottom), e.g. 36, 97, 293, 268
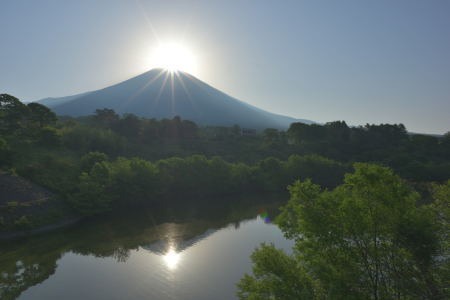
14, 216, 33, 230
80, 152, 109, 172
0, 137, 13, 167
6, 201, 19, 210
36, 127, 61, 147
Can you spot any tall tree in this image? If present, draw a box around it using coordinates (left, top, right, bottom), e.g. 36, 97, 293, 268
0, 94, 29, 133
238, 164, 447, 299
93, 108, 119, 124
27, 102, 57, 128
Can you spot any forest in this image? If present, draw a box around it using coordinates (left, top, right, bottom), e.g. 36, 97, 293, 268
1, 93, 449, 298
1, 93, 449, 227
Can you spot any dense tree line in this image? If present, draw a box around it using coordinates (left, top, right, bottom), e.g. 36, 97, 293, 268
287, 121, 450, 181
2, 94, 449, 187
69, 153, 348, 215
58, 108, 450, 182
0, 93, 347, 219
0, 94, 59, 158
2, 94, 444, 179
1, 93, 449, 222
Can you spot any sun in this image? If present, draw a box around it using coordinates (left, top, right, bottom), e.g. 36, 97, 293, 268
151, 42, 197, 74
162, 248, 181, 270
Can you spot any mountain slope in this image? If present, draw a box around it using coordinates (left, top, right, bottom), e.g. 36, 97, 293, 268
33, 91, 92, 107
49, 69, 313, 129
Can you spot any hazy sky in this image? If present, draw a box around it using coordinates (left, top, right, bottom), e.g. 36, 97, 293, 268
1, 0, 449, 134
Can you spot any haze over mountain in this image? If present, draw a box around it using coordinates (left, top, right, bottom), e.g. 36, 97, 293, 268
42, 69, 313, 129
33, 91, 92, 106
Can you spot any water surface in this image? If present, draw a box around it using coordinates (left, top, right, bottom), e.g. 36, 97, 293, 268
0, 197, 293, 300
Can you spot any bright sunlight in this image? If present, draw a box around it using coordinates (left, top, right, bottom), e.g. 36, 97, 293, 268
162, 247, 181, 270
151, 43, 197, 74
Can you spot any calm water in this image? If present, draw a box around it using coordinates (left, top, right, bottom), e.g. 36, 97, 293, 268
0, 197, 293, 300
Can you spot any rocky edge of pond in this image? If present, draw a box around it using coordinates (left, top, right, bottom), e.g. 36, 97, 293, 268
0, 172, 79, 239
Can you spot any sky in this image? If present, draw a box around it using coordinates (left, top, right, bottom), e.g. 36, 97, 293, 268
1, 0, 449, 134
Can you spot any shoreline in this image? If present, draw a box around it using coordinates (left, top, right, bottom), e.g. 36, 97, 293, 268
0, 217, 81, 240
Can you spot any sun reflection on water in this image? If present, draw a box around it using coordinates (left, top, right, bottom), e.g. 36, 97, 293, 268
162, 247, 181, 270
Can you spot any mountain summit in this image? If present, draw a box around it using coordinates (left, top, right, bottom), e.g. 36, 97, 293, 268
44, 69, 313, 129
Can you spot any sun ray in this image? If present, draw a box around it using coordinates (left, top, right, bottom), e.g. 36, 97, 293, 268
152, 71, 170, 111
123, 69, 166, 109
174, 72, 200, 117
170, 71, 175, 114
135, 0, 161, 45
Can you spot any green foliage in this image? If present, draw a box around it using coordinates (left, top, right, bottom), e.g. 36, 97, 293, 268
93, 108, 119, 125
2, 94, 449, 185
262, 128, 280, 146
430, 180, 450, 289
69, 169, 114, 216
0, 137, 13, 167
70, 158, 161, 214
237, 243, 323, 300
36, 127, 61, 147
6, 202, 19, 210
109, 157, 161, 207
1, 94, 449, 250
113, 113, 141, 138
285, 154, 349, 188
0, 95, 63, 151
285, 121, 450, 182
61, 125, 126, 155
27, 102, 57, 128
80, 152, 109, 172
0, 137, 8, 151
68, 154, 348, 215
238, 164, 448, 299
16, 154, 79, 194
13, 216, 32, 230
0, 94, 30, 134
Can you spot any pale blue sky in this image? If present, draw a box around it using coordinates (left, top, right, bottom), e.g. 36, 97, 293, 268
1, 0, 449, 134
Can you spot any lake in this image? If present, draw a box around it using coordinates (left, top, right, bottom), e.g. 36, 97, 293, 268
0, 196, 294, 300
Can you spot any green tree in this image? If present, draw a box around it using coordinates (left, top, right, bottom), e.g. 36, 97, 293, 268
430, 180, 450, 293
93, 108, 119, 123
237, 243, 323, 300
36, 127, 61, 147
80, 152, 109, 172
263, 128, 280, 145
14, 216, 33, 230
113, 113, 141, 139
238, 164, 447, 299
70, 162, 114, 215
255, 157, 285, 191
0, 137, 13, 167
324, 120, 350, 145
110, 157, 161, 207
0, 94, 29, 133
27, 102, 57, 128
287, 123, 327, 144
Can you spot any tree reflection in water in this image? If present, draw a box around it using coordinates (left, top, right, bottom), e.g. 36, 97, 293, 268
0, 195, 284, 299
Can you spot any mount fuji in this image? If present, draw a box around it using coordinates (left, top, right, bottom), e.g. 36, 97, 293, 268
38, 69, 313, 129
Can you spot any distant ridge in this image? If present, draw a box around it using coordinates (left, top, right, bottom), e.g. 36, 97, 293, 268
34, 91, 92, 106
39, 69, 314, 129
